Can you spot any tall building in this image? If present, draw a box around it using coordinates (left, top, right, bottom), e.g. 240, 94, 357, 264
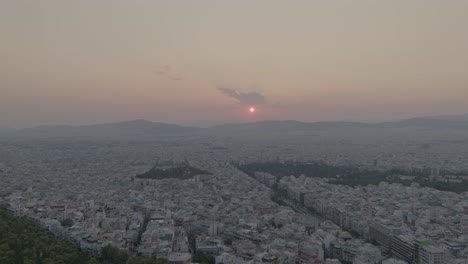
419, 245, 445, 264
391, 235, 418, 263
369, 221, 401, 253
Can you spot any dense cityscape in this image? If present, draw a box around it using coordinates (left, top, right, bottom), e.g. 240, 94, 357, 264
1, 127, 467, 263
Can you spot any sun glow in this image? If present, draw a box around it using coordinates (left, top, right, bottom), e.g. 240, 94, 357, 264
249, 107, 256, 113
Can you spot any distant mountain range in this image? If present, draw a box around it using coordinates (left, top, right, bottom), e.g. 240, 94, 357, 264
212, 120, 371, 133
382, 117, 468, 130
214, 114, 468, 132
420, 113, 468, 121
4, 119, 202, 140
2, 114, 467, 140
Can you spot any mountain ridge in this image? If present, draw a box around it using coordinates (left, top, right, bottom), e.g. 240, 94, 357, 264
3, 114, 468, 139
5, 119, 202, 140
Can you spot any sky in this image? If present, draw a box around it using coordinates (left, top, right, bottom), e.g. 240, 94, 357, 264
1, 0, 468, 128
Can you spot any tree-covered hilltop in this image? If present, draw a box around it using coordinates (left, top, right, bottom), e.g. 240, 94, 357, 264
136, 165, 212, 180
235, 161, 468, 193
0, 209, 168, 264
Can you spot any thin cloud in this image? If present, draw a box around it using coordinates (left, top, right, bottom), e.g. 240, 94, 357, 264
153, 64, 183, 81
217, 87, 266, 105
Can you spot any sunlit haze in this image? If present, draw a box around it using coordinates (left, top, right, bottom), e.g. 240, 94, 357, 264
2, 0, 468, 128
2, 2, 468, 263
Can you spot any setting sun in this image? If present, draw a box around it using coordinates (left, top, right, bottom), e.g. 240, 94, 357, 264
249, 107, 256, 113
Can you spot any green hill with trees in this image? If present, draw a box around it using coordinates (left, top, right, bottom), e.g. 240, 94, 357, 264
136, 165, 212, 180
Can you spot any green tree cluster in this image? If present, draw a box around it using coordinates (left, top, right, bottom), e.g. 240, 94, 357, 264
236, 161, 468, 193
99, 245, 168, 264
61, 218, 73, 227
136, 165, 212, 180
192, 251, 215, 264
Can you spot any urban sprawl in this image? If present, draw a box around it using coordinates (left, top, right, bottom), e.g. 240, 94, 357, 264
1, 137, 467, 264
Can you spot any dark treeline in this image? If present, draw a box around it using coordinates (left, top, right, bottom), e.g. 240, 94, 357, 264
187, 232, 215, 264
387, 167, 468, 177
236, 161, 468, 193
191, 250, 215, 264
0, 209, 168, 264
237, 161, 353, 179
136, 165, 212, 180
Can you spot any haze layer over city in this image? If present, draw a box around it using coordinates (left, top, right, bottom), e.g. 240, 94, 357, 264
1, 1, 467, 264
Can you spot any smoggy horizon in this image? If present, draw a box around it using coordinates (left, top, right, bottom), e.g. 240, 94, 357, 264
2, 1, 468, 128
4, 113, 468, 131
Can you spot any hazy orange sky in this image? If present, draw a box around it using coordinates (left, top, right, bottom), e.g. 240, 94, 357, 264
2, 1, 468, 127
